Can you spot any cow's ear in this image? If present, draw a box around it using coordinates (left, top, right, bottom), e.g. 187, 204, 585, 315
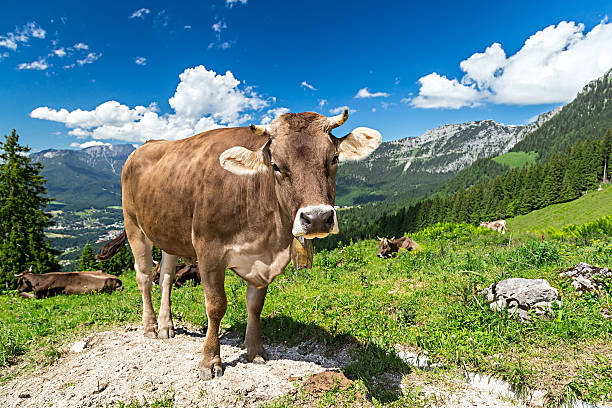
337, 127, 382, 161
219, 146, 269, 176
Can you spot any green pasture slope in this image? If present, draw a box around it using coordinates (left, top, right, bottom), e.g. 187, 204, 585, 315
491, 151, 538, 169
507, 184, 612, 236
1, 223, 611, 407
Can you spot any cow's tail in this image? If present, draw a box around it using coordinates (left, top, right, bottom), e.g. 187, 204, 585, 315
96, 229, 127, 261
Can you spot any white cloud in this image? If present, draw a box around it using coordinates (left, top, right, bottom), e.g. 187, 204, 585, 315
226, 0, 247, 7
135, 57, 147, 66
17, 57, 49, 70
354, 87, 390, 98
77, 52, 101, 66
261, 107, 290, 124
31, 65, 270, 143
329, 106, 356, 115
129, 8, 150, 19
184, 25, 192, 30
0, 52, 8, 60
71, 140, 111, 149
301, 81, 317, 91
53, 48, 66, 57
412, 20, 612, 108
410, 73, 481, 109
0, 22, 46, 51
73, 42, 88, 50
212, 19, 227, 33
318, 99, 328, 109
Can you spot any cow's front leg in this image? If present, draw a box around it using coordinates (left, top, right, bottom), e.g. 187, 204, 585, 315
157, 251, 178, 339
245, 283, 268, 363
198, 267, 227, 380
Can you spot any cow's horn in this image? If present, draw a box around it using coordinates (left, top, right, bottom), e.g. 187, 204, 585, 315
326, 108, 348, 130
249, 124, 271, 137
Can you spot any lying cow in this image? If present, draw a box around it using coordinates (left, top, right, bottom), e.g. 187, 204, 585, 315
97, 109, 381, 379
480, 220, 507, 234
152, 263, 201, 287
17, 271, 122, 299
377, 236, 421, 258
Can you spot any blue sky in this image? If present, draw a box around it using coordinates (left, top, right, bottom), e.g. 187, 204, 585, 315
1, 0, 611, 151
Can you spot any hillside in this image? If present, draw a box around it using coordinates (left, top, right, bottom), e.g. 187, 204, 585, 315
507, 184, 612, 235
31, 144, 135, 210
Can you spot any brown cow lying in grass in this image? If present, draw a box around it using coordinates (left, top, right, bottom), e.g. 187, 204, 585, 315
377, 236, 421, 258
480, 219, 507, 234
17, 271, 123, 299
152, 263, 201, 287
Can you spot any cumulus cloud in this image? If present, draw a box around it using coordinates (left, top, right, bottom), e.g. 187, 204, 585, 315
261, 107, 290, 124
53, 48, 66, 57
226, 0, 247, 7
77, 52, 101, 66
354, 87, 389, 98
17, 57, 49, 70
73, 42, 88, 50
71, 140, 111, 149
410, 73, 481, 109
0, 52, 8, 60
129, 8, 150, 19
301, 81, 317, 91
0, 22, 46, 51
329, 106, 356, 115
318, 99, 328, 109
412, 20, 612, 109
135, 56, 147, 66
31, 65, 270, 143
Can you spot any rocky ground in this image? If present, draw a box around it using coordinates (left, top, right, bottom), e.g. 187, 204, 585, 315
0, 325, 561, 408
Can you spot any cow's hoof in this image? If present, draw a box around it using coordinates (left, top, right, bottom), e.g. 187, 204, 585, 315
199, 364, 223, 380
246, 349, 268, 363
158, 326, 175, 339
143, 329, 157, 339
252, 355, 266, 365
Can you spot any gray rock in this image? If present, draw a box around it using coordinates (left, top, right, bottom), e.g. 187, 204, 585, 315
560, 263, 612, 295
480, 278, 560, 322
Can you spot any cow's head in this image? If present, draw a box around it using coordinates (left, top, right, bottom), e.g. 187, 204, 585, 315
219, 110, 381, 239
377, 237, 398, 258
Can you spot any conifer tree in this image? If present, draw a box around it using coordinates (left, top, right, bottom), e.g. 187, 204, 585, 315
79, 243, 98, 271
602, 129, 611, 184
0, 130, 60, 288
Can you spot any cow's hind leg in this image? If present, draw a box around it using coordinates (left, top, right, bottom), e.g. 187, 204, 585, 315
158, 251, 178, 339
126, 222, 157, 338
198, 266, 227, 380
245, 283, 268, 363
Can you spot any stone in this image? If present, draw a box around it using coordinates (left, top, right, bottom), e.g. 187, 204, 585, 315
560, 263, 612, 295
70, 340, 87, 353
480, 278, 560, 322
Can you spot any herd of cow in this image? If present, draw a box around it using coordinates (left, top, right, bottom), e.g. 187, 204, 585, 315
16, 110, 509, 380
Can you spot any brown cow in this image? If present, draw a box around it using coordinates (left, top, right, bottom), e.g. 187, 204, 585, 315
480, 220, 507, 234
17, 271, 122, 299
377, 236, 421, 258
97, 109, 381, 379
152, 263, 201, 287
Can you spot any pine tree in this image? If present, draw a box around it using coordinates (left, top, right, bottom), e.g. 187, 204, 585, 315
0, 130, 60, 288
602, 129, 611, 184
79, 243, 99, 271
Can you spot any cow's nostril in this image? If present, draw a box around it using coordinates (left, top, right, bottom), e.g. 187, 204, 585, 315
301, 212, 311, 225
326, 214, 334, 225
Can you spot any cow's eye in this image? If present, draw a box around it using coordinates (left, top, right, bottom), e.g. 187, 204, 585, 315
331, 155, 339, 165
272, 163, 281, 172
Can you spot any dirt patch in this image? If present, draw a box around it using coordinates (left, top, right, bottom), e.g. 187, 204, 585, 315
303, 371, 352, 395
0, 325, 348, 408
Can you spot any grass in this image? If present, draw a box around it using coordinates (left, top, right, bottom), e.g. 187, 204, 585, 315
507, 184, 612, 236
107, 205, 123, 210
1, 223, 611, 406
492, 151, 538, 168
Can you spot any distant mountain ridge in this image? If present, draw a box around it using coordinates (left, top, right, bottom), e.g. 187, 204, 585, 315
32, 144, 135, 210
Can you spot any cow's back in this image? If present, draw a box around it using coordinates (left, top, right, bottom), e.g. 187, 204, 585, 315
121, 128, 270, 258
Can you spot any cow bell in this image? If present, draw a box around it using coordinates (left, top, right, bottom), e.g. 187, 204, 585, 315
290, 236, 313, 269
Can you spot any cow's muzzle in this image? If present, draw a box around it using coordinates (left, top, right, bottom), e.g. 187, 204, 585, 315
292, 205, 338, 238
